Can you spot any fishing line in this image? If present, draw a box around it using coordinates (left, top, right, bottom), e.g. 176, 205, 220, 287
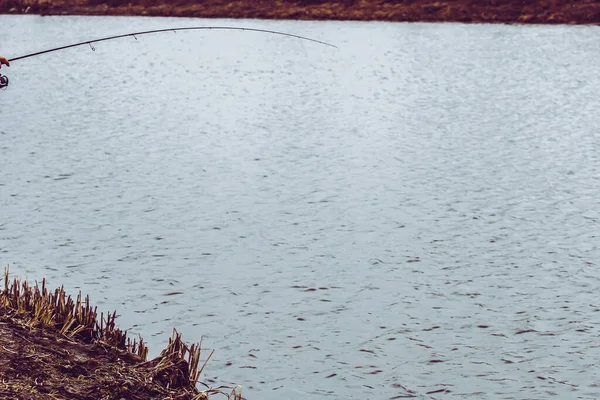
1, 25, 336, 88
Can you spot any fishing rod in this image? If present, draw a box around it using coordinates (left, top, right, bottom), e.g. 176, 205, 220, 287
0, 26, 336, 89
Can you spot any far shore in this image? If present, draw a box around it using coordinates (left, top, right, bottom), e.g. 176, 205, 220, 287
1, 0, 600, 25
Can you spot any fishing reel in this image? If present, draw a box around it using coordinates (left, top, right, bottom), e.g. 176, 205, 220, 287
0, 74, 8, 90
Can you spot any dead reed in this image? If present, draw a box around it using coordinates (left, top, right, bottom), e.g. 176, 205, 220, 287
1, 266, 148, 357
0, 266, 242, 400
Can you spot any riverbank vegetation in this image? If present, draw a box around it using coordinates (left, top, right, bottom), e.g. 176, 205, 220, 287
1, 0, 600, 24
0, 267, 241, 400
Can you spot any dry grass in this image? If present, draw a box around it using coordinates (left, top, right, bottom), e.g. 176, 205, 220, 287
1, 0, 600, 24
0, 266, 242, 400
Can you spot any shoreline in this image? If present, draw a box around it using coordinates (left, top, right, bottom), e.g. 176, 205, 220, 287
1, 0, 600, 25
0, 267, 240, 400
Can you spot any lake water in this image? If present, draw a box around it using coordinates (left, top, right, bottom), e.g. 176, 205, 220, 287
1, 15, 600, 399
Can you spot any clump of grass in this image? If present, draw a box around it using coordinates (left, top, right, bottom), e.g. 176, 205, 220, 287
2, 266, 148, 357
0, 266, 243, 400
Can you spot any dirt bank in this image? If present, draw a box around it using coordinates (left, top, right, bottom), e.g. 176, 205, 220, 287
1, 0, 600, 24
0, 268, 241, 400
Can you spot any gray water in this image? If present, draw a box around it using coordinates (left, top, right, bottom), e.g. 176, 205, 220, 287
2, 15, 600, 399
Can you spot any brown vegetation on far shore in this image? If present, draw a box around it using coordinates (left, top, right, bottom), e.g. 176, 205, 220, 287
1, 0, 600, 24
0, 267, 242, 400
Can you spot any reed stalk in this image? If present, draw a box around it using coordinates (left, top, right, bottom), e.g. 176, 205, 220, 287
0, 266, 242, 400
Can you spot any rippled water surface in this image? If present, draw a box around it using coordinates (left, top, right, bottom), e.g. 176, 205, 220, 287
2, 15, 600, 399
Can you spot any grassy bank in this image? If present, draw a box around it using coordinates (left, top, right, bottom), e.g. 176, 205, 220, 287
0, 267, 241, 400
1, 0, 600, 24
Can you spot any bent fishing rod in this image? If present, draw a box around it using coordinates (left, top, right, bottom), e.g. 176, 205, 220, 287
0, 26, 336, 89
